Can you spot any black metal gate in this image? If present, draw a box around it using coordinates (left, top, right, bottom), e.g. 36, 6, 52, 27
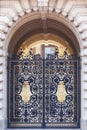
8, 54, 80, 128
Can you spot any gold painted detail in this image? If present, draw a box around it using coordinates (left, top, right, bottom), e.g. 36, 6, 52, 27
20, 81, 32, 103
56, 81, 67, 103
59, 48, 66, 57
17, 47, 33, 59
55, 47, 68, 58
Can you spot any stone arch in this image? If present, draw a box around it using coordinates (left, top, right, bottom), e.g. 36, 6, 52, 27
5, 12, 81, 129
0, 1, 87, 130
3, 12, 82, 56
0, 11, 84, 130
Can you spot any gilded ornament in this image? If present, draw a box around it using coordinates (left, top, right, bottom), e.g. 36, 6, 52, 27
56, 81, 67, 103
20, 81, 32, 103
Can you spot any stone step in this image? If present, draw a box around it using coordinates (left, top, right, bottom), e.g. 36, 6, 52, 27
7, 129, 80, 130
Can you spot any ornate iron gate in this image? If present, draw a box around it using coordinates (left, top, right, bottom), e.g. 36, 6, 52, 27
8, 54, 80, 128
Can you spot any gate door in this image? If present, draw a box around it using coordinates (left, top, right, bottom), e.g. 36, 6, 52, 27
44, 58, 80, 128
8, 47, 80, 128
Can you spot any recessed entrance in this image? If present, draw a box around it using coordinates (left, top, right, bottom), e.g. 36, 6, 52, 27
8, 34, 80, 128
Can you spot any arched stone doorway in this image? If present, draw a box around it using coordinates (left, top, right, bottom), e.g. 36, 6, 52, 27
0, 0, 87, 129
7, 16, 81, 129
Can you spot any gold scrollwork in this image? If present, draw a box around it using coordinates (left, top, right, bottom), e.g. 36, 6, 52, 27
20, 81, 32, 103
56, 81, 67, 103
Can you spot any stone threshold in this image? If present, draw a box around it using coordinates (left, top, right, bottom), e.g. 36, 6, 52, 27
6, 128, 81, 130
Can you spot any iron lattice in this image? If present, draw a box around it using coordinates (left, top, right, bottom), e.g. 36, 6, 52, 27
8, 53, 80, 128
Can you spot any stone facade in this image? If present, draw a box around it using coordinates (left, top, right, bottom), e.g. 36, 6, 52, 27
0, 0, 87, 130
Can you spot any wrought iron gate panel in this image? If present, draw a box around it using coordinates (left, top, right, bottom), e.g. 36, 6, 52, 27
44, 59, 79, 128
8, 55, 80, 128
8, 58, 44, 128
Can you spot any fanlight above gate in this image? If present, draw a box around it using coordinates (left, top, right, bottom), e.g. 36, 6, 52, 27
16, 39, 73, 60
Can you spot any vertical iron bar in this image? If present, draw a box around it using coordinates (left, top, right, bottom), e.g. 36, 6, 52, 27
7, 57, 9, 128
78, 57, 81, 127
43, 59, 45, 128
